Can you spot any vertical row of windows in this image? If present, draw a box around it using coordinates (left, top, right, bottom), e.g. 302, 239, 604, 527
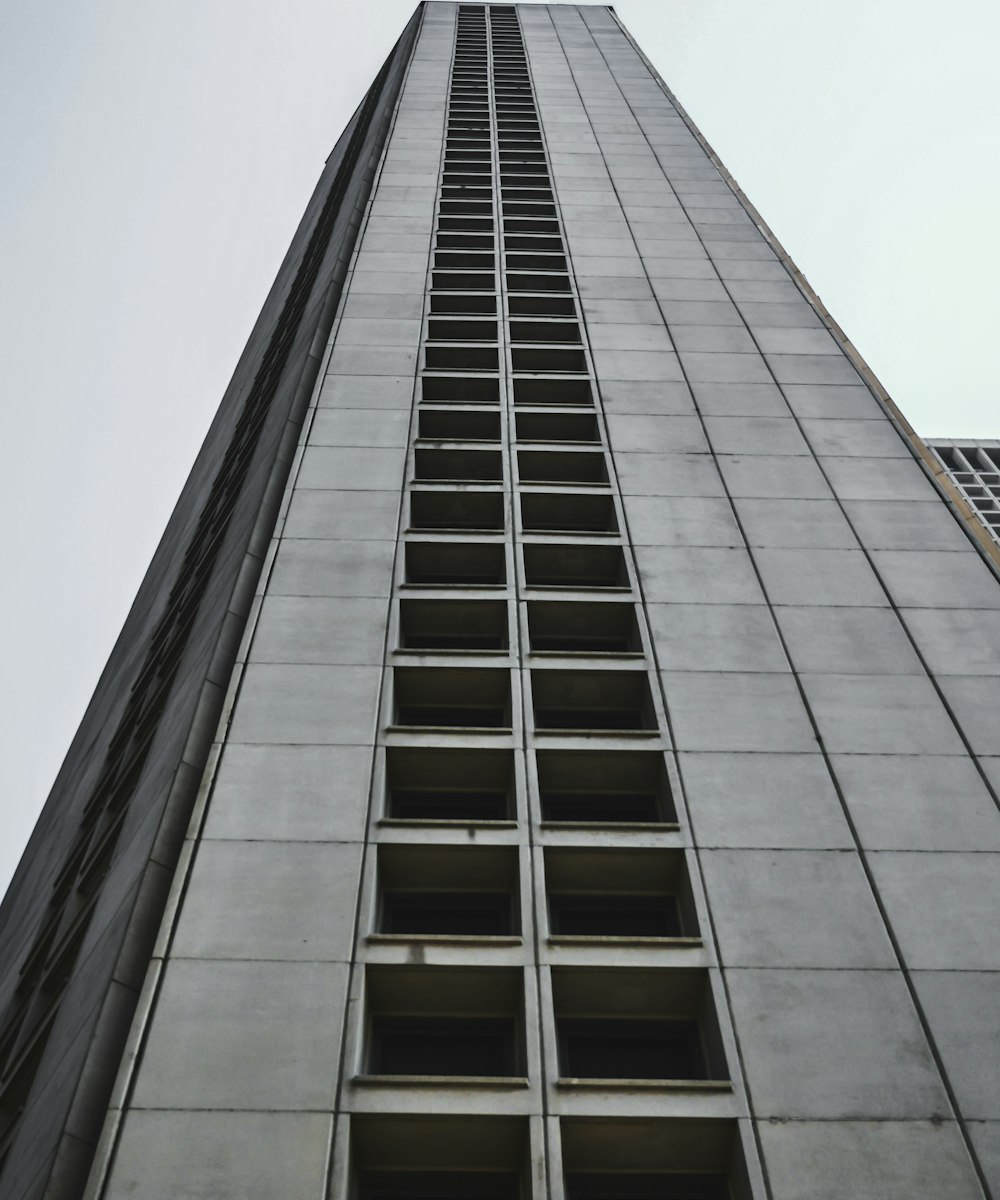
353, 8, 740, 1199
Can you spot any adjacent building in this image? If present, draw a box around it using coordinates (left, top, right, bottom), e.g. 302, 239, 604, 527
2, 5, 999, 1199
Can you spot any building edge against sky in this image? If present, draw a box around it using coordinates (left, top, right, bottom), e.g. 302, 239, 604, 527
1, 5, 999, 1200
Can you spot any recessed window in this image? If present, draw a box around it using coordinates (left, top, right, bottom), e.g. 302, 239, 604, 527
522, 543, 628, 589
560, 1117, 740, 1200
559, 1019, 706, 1081
393, 667, 511, 729
372, 1017, 516, 1077
422, 375, 500, 405
399, 599, 508, 650
520, 493, 617, 533
377, 844, 518, 935
410, 490, 504, 532
536, 750, 673, 824
545, 848, 693, 938
527, 602, 638, 653
364, 966, 524, 1078
414, 448, 503, 482
405, 541, 505, 586
430, 292, 497, 315
427, 318, 498, 341
419, 409, 501, 441
508, 294, 576, 317
510, 320, 581, 344
552, 968, 728, 1083
518, 450, 607, 485
531, 669, 655, 731
506, 272, 569, 292
511, 347, 587, 374
512, 378, 592, 406
425, 345, 500, 372
515, 413, 599, 443
385, 747, 514, 822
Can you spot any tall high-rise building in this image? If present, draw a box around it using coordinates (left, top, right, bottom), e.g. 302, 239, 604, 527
2, 5, 999, 1199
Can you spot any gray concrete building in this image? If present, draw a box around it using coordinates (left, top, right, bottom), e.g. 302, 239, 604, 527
2, 4, 1000, 1199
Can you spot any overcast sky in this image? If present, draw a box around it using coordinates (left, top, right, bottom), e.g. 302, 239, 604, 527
1, 0, 998, 896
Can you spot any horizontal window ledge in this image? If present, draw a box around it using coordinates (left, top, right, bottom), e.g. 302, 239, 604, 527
392, 649, 512, 660
532, 729, 664, 740
354, 1075, 531, 1089
367, 934, 523, 947
378, 817, 518, 830
555, 1078, 732, 1093
529, 652, 646, 662
385, 726, 515, 736
540, 821, 681, 833
519, 530, 621, 540
403, 530, 506, 540
522, 586, 633, 596
548, 935, 703, 948
400, 584, 510, 594
421, 370, 501, 379
517, 481, 610, 491
414, 439, 502, 448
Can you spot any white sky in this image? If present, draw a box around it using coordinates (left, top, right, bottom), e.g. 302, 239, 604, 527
1, 0, 998, 896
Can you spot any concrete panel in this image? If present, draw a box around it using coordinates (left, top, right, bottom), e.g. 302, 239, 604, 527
105, 1111, 332, 1200
251, 596, 388, 665
604, 414, 708, 454
283, 490, 401, 541
647, 603, 787, 672
308, 408, 411, 447
734, 498, 859, 550
614, 452, 724, 498
936, 675, 1000, 755
701, 849, 895, 967
727, 968, 949, 1118
227, 664, 382, 746
171, 840, 362, 961
634, 545, 766, 604
754, 549, 888, 607
914, 971, 1000, 1118
801, 673, 963, 754
717, 454, 833, 499
776, 607, 923, 675
843, 500, 974, 552
662, 671, 817, 752
205, 744, 373, 843
869, 853, 1000, 969
901, 608, 1000, 676
680, 752, 854, 849
758, 1119, 984, 1200
869, 549, 998, 609
298, 446, 407, 490
625, 496, 742, 547
131, 960, 346, 1109
268, 540, 396, 598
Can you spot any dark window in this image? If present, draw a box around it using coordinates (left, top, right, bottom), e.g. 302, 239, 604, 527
405, 542, 505, 586
382, 891, 513, 935
528, 602, 638, 653
422, 375, 500, 404
372, 1017, 516, 1077
565, 1173, 729, 1200
541, 792, 661, 824
558, 1019, 705, 1080
522, 544, 628, 589
520, 493, 617, 533
419, 409, 501, 441
400, 599, 507, 650
391, 789, 509, 821
549, 894, 681, 937
411, 491, 504, 532
414, 449, 503, 482
362, 1171, 520, 1200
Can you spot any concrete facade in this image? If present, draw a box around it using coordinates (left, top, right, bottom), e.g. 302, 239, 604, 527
3, 5, 999, 1199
